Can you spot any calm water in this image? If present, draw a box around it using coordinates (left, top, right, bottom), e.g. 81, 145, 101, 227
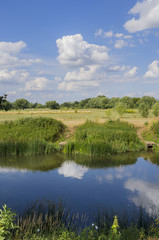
0, 152, 159, 221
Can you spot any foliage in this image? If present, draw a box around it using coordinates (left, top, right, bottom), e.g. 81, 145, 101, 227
138, 103, 151, 118
139, 96, 156, 109
152, 102, 159, 117
64, 120, 144, 156
0, 117, 65, 156
45, 100, 60, 109
0, 94, 12, 111
13, 98, 30, 110
105, 109, 112, 118
108, 215, 121, 240
115, 102, 127, 117
0, 204, 18, 240
2, 204, 159, 240
1, 95, 159, 111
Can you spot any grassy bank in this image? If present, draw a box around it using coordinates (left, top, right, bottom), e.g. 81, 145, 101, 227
0, 117, 65, 156
142, 121, 159, 145
64, 120, 145, 156
1, 203, 159, 240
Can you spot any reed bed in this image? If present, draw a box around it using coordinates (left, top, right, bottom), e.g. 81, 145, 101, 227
0, 117, 65, 156
64, 120, 145, 156
1, 200, 159, 240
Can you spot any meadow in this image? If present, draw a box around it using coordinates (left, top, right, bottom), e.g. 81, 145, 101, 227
0, 108, 158, 127
0, 108, 158, 156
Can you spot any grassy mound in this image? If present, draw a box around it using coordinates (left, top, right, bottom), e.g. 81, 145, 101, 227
64, 120, 144, 156
0, 117, 65, 156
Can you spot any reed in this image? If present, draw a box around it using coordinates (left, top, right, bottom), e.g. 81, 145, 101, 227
64, 120, 145, 156
1, 201, 159, 240
0, 117, 65, 156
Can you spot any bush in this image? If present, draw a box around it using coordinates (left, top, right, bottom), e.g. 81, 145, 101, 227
0, 204, 18, 240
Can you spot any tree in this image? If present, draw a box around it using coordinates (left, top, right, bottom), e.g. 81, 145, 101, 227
139, 96, 156, 109
0, 94, 12, 111
13, 99, 30, 109
45, 101, 60, 109
115, 102, 127, 117
138, 103, 150, 118
152, 102, 159, 117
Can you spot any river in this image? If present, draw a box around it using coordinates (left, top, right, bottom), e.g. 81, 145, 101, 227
0, 151, 159, 224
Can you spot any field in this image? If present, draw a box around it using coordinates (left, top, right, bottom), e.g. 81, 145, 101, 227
0, 108, 158, 128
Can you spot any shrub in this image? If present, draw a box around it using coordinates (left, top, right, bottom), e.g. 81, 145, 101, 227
0, 204, 18, 240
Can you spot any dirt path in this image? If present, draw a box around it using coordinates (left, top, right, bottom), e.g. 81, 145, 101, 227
137, 126, 159, 147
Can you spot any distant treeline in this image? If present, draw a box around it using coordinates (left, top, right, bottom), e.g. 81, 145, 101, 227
0, 94, 158, 111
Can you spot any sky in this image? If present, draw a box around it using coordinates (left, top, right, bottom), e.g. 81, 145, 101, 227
0, 0, 159, 104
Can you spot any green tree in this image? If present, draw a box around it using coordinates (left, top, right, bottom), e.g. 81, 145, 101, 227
139, 96, 156, 108
13, 99, 30, 110
0, 94, 7, 109
152, 102, 159, 117
138, 103, 150, 118
45, 100, 60, 109
115, 102, 127, 117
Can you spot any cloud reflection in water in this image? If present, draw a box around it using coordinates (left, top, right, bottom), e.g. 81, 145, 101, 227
58, 161, 88, 179
125, 178, 159, 216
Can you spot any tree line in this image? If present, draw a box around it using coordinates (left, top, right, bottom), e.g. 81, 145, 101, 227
0, 94, 159, 117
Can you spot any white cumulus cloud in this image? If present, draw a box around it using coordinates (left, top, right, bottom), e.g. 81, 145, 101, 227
144, 60, 159, 78
124, 0, 159, 33
56, 34, 110, 91
0, 41, 41, 68
56, 34, 109, 67
25, 77, 49, 91
0, 69, 29, 83
58, 80, 99, 91
124, 67, 138, 78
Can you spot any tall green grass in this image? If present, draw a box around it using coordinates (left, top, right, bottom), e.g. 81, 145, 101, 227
64, 120, 145, 156
1, 201, 159, 240
0, 117, 65, 156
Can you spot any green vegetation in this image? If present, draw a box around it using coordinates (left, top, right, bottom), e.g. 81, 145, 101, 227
1, 203, 159, 240
0, 117, 65, 156
142, 121, 159, 145
115, 102, 127, 117
64, 120, 145, 156
152, 102, 159, 117
0, 94, 158, 114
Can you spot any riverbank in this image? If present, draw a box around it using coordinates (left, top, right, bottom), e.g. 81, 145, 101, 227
0, 108, 159, 156
0, 117, 65, 156
64, 120, 145, 156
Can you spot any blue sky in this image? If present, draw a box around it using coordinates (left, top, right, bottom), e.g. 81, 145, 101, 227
0, 0, 159, 103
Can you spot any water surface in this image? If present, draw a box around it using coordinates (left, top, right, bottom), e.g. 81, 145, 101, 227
0, 152, 159, 221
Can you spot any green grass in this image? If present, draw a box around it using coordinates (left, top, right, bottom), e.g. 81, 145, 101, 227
64, 120, 145, 156
142, 121, 159, 145
0, 117, 65, 156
